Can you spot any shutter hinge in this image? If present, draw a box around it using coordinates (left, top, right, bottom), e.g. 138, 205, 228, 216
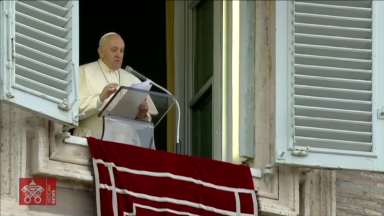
263, 163, 274, 176
377, 107, 384, 119
292, 146, 309, 157
242, 161, 272, 179
262, 163, 275, 185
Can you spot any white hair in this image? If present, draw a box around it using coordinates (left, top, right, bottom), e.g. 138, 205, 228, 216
99, 32, 118, 46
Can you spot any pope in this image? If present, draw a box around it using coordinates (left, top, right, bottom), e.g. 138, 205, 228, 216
73, 32, 156, 140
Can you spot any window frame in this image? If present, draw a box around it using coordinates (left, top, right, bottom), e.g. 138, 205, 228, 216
175, 0, 223, 160
189, 0, 215, 158
175, 0, 255, 163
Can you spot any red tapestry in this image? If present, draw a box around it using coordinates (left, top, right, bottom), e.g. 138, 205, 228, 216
87, 137, 257, 216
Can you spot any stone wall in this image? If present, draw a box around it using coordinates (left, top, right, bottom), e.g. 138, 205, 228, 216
336, 171, 384, 216
0, 104, 96, 216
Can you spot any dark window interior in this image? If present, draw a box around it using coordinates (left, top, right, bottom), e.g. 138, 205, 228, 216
77, 1, 168, 151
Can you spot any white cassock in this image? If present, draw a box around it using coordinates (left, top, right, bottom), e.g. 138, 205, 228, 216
73, 59, 157, 148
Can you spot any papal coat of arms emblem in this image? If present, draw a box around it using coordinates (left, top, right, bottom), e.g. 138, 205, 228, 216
19, 178, 56, 205
21, 180, 45, 204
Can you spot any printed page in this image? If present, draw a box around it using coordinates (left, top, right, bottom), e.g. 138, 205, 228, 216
108, 81, 153, 119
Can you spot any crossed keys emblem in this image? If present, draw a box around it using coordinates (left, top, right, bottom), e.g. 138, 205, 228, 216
21, 180, 44, 204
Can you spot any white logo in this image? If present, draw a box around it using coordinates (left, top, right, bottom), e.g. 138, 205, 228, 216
21, 180, 44, 204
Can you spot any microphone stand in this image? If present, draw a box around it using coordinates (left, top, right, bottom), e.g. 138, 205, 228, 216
125, 66, 181, 154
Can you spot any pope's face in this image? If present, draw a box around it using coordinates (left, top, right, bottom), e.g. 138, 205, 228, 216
99, 35, 125, 70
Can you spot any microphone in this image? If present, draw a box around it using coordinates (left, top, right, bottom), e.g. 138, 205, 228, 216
125, 66, 181, 154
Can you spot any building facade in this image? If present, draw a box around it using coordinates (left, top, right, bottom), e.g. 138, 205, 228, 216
1, 0, 383, 216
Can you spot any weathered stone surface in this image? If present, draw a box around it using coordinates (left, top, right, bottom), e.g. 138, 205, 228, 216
0, 104, 96, 215
337, 171, 384, 216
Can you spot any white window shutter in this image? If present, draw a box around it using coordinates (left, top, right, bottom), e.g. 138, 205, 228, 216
0, 0, 79, 126
275, 0, 384, 172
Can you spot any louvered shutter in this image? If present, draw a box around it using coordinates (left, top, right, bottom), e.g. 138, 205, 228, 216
0, 0, 79, 126
275, 0, 384, 172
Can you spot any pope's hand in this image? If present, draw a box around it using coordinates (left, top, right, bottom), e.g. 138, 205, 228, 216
137, 99, 148, 119
99, 83, 119, 102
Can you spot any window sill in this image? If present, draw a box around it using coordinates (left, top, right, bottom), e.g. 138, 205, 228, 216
41, 121, 262, 188
63, 135, 263, 178
50, 133, 91, 167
